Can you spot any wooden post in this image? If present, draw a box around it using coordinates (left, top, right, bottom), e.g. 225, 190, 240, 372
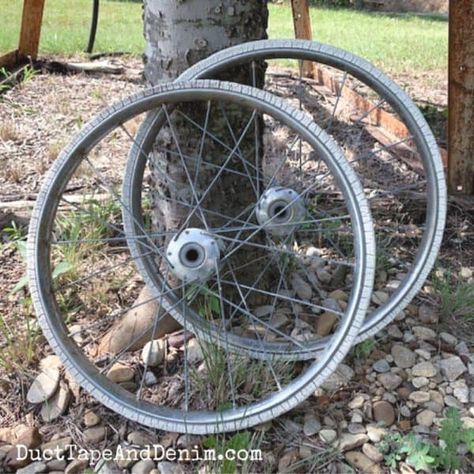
448, 0, 474, 195
290, 0, 315, 77
18, 0, 46, 60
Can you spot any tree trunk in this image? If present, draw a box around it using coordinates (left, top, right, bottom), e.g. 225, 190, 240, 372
99, 0, 269, 355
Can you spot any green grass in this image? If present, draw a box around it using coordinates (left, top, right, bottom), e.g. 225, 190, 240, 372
0, 1, 447, 74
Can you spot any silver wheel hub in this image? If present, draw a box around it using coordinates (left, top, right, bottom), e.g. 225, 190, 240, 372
256, 187, 306, 236
167, 228, 220, 282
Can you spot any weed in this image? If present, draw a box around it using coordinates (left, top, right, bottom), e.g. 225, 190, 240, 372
352, 337, 375, 360
431, 270, 474, 321
3, 220, 27, 242
377, 408, 474, 472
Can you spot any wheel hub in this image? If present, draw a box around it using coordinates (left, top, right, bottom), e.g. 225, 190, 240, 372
256, 187, 306, 236
167, 228, 220, 282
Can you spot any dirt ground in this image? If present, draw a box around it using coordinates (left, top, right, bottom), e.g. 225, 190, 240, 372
0, 56, 473, 474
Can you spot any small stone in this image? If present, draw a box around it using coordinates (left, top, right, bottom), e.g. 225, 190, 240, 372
106, 363, 134, 383
95, 461, 122, 474
319, 429, 337, 444
84, 426, 106, 444
39, 355, 62, 372
460, 267, 473, 279
372, 291, 389, 305
440, 332, 457, 346
439, 356, 466, 382
157, 462, 185, 474
84, 410, 101, 427
418, 305, 439, 324
291, 274, 313, 300
69, 324, 85, 345
41, 437, 72, 457
351, 412, 364, 424
142, 340, 165, 367
348, 395, 365, 410
452, 381, 469, 403
412, 377, 429, 389
316, 312, 338, 336
377, 373, 402, 391
400, 405, 411, 417
65, 458, 89, 474
366, 425, 386, 443
303, 416, 321, 436
321, 364, 354, 391
132, 460, 156, 474
456, 341, 470, 356
144, 371, 158, 386
348, 424, 366, 434
409, 391, 430, 404
185, 339, 203, 364
373, 359, 390, 373
416, 409, 436, 427
47, 459, 67, 471
278, 449, 299, 472
27, 368, 60, 404
316, 269, 332, 285
391, 345, 416, 369
128, 431, 155, 446
40, 383, 71, 422
5, 428, 42, 469
387, 326, 403, 339
328, 289, 348, 301
373, 401, 395, 426
253, 305, 274, 317
413, 326, 436, 340
16, 462, 48, 474
362, 443, 383, 463
345, 451, 381, 474
412, 361, 437, 378
339, 433, 368, 451
445, 395, 462, 408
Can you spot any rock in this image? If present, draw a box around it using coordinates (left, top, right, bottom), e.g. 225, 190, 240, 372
132, 459, 156, 474
65, 458, 89, 473
409, 391, 430, 404
142, 340, 165, 367
452, 380, 469, 403
144, 371, 158, 386
47, 459, 67, 471
440, 332, 457, 346
328, 289, 348, 301
377, 373, 402, 391
39, 355, 62, 372
127, 431, 155, 446
321, 364, 354, 391
413, 326, 436, 341
185, 338, 203, 364
345, 451, 381, 474
41, 437, 72, 457
5, 427, 42, 469
439, 356, 466, 382
316, 312, 338, 336
40, 382, 71, 422
316, 268, 332, 285
0, 427, 16, 444
372, 291, 389, 305
157, 462, 185, 474
319, 429, 337, 444
291, 274, 313, 300
412, 361, 437, 378
339, 433, 368, 451
412, 377, 429, 389
387, 325, 403, 339
95, 461, 122, 474
445, 395, 462, 408
27, 368, 60, 404
348, 424, 366, 434
391, 345, 416, 369
303, 416, 321, 436
373, 401, 395, 426
416, 409, 436, 427
366, 425, 386, 443
362, 443, 383, 463
0, 445, 11, 463
84, 426, 106, 444
84, 410, 101, 427
418, 305, 439, 324
456, 341, 470, 356
372, 359, 390, 373
460, 267, 473, 279
351, 412, 364, 424
278, 449, 299, 472
16, 462, 48, 474
349, 395, 365, 410
107, 363, 135, 383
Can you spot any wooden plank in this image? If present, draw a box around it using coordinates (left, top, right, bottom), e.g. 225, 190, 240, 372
448, 0, 474, 194
290, 0, 315, 77
18, 0, 46, 59
0, 50, 20, 68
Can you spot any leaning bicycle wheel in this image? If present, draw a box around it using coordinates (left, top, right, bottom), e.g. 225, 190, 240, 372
127, 40, 446, 351
28, 80, 375, 434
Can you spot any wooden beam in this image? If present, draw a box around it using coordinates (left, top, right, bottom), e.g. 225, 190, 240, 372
18, 0, 46, 60
290, 0, 315, 77
448, 0, 474, 195
0, 50, 20, 68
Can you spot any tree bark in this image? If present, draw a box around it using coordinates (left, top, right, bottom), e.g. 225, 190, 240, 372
99, 0, 269, 355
